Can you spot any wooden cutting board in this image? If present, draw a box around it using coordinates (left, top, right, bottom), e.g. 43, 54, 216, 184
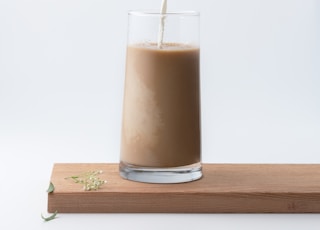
48, 163, 320, 213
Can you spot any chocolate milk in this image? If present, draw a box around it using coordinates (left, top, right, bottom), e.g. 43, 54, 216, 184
120, 43, 200, 167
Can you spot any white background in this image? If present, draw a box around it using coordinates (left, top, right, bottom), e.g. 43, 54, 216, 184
0, 0, 320, 229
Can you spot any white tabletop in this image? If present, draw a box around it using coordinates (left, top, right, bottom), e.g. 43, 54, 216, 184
0, 0, 319, 229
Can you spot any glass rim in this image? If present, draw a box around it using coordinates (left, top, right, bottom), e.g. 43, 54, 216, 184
128, 10, 199, 17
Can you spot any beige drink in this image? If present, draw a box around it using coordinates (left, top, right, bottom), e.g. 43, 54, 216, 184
120, 43, 200, 167
120, 10, 201, 183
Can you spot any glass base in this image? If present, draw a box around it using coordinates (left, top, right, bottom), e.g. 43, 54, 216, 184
119, 161, 202, 183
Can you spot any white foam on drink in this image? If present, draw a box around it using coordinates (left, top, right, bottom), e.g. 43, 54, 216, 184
157, 0, 167, 49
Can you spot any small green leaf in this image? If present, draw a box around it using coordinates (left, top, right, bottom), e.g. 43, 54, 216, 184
41, 211, 58, 222
47, 182, 55, 193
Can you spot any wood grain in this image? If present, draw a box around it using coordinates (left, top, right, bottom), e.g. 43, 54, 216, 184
48, 163, 320, 213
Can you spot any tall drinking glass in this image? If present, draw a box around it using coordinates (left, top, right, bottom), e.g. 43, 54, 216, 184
120, 11, 202, 183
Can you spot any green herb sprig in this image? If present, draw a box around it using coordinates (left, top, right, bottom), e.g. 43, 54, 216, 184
47, 182, 55, 193
41, 211, 58, 221
41, 182, 57, 222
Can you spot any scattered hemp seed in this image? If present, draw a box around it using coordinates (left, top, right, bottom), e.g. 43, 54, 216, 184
65, 170, 107, 191
47, 182, 55, 193
41, 211, 58, 222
